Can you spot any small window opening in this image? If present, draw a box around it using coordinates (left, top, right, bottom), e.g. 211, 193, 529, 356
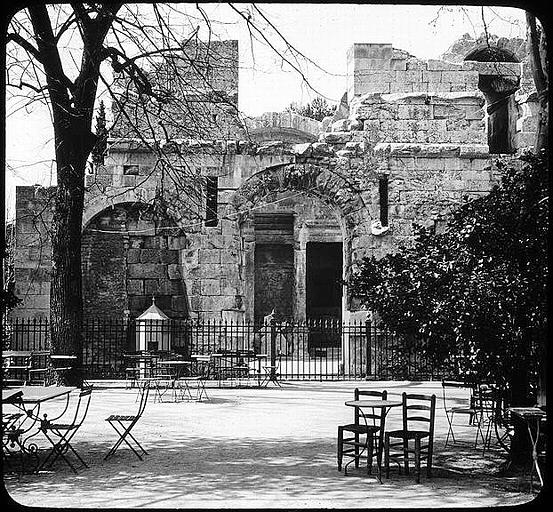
205, 176, 218, 227
379, 176, 389, 227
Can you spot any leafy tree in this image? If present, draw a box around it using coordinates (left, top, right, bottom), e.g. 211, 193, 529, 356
351, 152, 548, 462
287, 96, 336, 121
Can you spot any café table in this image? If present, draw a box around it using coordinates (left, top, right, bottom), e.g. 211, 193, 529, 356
157, 360, 194, 401
508, 407, 546, 488
2, 385, 77, 473
345, 399, 402, 482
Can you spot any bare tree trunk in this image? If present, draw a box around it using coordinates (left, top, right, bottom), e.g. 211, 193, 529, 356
29, 4, 103, 385
526, 12, 549, 153
49, 133, 88, 385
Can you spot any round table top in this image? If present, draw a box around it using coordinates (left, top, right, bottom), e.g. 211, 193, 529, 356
345, 400, 402, 408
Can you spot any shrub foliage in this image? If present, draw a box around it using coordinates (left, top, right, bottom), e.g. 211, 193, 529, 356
351, 152, 548, 405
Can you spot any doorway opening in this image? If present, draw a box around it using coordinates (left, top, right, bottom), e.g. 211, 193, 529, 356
306, 242, 343, 353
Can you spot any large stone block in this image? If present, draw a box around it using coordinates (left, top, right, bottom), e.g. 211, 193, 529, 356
160, 249, 179, 264
140, 248, 161, 263
198, 249, 221, 264
201, 278, 221, 296
127, 263, 167, 279
127, 279, 144, 295
144, 278, 160, 295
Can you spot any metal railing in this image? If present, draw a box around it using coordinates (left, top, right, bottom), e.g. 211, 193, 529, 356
4, 317, 450, 381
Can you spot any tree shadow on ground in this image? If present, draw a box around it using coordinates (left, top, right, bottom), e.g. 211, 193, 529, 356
4, 436, 537, 509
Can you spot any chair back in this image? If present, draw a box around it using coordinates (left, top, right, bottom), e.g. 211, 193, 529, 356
354, 389, 388, 427
473, 383, 502, 420
28, 351, 51, 385
62, 386, 93, 429
135, 380, 150, 418
441, 379, 476, 410
402, 393, 436, 437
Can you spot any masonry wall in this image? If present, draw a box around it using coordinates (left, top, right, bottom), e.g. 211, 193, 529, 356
11, 40, 536, 323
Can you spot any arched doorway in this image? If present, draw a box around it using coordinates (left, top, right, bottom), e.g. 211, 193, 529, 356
231, 162, 371, 325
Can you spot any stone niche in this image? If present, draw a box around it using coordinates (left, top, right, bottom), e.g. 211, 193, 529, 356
81, 202, 189, 319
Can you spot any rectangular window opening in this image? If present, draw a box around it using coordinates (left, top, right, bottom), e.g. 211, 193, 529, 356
379, 176, 389, 227
205, 176, 218, 227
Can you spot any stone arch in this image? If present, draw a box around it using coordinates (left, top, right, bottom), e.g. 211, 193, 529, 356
231, 162, 371, 238
464, 45, 519, 63
82, 201, 189, 320
231, 162, 372, 322
464, 45, 521, 154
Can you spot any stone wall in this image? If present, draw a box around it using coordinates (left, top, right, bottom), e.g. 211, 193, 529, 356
11, 39, 537, 323
12, 186, 54, 319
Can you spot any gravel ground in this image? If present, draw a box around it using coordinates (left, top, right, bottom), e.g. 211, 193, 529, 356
3, 380, 542, 509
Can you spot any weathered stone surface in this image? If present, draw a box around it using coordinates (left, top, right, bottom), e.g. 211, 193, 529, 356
11, 37, 537, 323
311, 142, 334, 157
292, 143, 312, 158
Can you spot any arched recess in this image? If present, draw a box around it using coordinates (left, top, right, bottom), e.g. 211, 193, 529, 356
81, 202, 189, 320
464, 45, 521, 154
231, 163, 371, 324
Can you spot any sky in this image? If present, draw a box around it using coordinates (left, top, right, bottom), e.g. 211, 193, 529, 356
4, 3, 528, 217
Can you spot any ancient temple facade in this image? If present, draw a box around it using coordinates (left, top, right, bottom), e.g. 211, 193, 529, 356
12, 39, 539, 328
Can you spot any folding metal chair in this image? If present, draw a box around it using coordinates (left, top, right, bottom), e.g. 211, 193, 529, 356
39, 386, 93, 473
441, 380, 481, 448
104, 380, 150, 461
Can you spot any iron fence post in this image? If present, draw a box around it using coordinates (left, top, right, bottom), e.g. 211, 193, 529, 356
365, 319, 372, 379
270, 318, 276, 381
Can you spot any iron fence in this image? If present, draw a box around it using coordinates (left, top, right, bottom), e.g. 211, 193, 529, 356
4, 317, 450, 381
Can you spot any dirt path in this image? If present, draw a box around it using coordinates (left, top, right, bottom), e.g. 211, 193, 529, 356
3, 381, 540, 508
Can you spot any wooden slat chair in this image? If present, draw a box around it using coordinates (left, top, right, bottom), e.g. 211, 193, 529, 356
39, 386, 94, 473
104, 380, 150, 461
337, 389, 388, 476
384, 392, 436, 484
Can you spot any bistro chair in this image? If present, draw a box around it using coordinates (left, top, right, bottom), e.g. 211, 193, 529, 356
441, 379, 480, 448
473, 384, 513, 454
38, 385, 94, 473
261, 353, 283, 387
27, 351, 51, 385
337, 389, 388, 476
384, 392, 436, 484
104, 380, 150, 461
2, 351, 33, 386
2, 391, 26, 473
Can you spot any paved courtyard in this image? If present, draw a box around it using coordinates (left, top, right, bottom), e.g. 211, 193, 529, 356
3, 380, 540, 508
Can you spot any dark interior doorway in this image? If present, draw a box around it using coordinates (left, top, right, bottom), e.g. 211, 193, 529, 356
306, 242, 343, 321
306, 242, 342, 352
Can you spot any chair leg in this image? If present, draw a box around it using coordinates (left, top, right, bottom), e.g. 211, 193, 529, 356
39, 430, 80, 474
427, 440, 434, 478
337, 428, 343, 471
367, 435, 374, 475
414, 437, 421, 484
105, 420, 147, 461
384, 433, 390, 479
354, 433, 359, 468
403, 437, 409, 475
444, 412, 455, 447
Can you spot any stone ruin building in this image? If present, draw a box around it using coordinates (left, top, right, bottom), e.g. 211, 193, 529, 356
11, 36, 539, 342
